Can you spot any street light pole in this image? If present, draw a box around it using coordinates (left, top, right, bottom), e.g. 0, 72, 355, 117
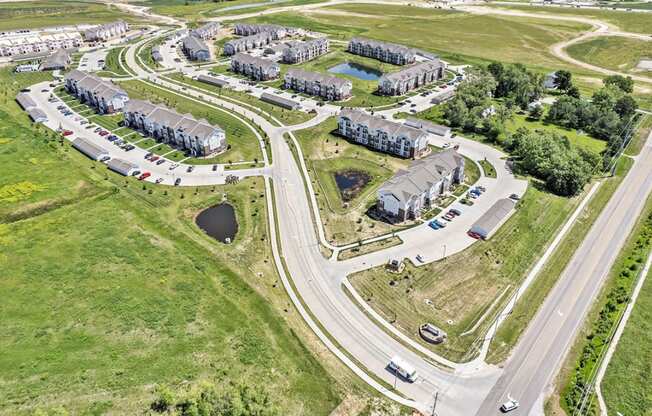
431, 391, 439, 416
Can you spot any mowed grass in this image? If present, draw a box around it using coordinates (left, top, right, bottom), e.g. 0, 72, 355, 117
243, 4, 591, 72
96, 47, 130, 78
0, 1, 143, 31
350, 185, 579, 361
566, 36, 652, 75
601, 263, 652, 415
117, 80, 264, 163
143, 0, 325, 20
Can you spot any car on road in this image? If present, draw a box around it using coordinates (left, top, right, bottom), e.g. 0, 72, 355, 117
138, 172, 151, 181
174, 178, 181, 186
186, 165, 194, 173
212, 164, 218, 171
500, 399, 519, 413
416, 254, 424, 263
156, 159, 165, 165
155, 178, 163, 184
509, 193, 520, 201
388, 356, 418, 383
41, 88, 48, 93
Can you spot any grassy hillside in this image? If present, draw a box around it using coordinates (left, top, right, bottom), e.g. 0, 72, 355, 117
566, 36, 652, 75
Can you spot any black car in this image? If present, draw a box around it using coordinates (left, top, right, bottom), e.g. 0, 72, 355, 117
212, 164, 218, 171
174, 178, 181, 186
186, 165, 194, 173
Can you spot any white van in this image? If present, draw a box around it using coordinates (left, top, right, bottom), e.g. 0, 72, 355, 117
388, 356, 418, 382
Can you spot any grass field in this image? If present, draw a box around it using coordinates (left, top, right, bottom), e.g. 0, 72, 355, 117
96, 47, 130, 78
566, 36, 652, 75
0, 65, 345, 415
242, 3, 591, 73
350, 183, 580, 361
117, 80, 264, 164
142, 0, 325, 20
0, 1, 143, 30
478, 159, 497, 178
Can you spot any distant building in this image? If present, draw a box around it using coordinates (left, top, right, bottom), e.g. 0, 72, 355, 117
123, 99, 227, 157
282, 38, 329, 64
347, 37, 416, 65
191, 22, 221, 40
469, 198, 516, 239
404, 118, 452, 140
182, 36, 210, 61
230, 53, 280, 81
151, 45, 163, 62
223, 32, 273, 55
64, 69, 129, 114
83, 21, 129, 42
16, 92, 48, 123
39, 48, 72, 71
0, 29, 82, 57
377, 149, 465, 221
72, 137, 110, 161
233, 23, 301, 39
197, 74, 229, 88
284, 68, 352, 101
378, 60, 444, 96
338, 109, 429, 158
260, 92, 300, 110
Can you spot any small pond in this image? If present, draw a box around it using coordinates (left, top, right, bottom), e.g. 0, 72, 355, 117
328, 62, 382, 81
334, 170, 372, 202
196, 203, 238, 243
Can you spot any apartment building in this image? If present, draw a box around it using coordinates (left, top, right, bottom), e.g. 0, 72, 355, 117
347, 37, 416, 65
182, 35, 210, 61
337, 109, 428, 159
378, 60, 444, 96
39, 48, 72, 71
377, 149, 465, 221
223, 32, 273, 55
284, 68, 352, 101
282, 38, 329, 64
83, 20, 129, 42
191, 22, 221, 40
230, 53, 280, 81
233, 23, 300, 39
64, 69, 129, 114
0, 30, 81, 57
123, 99, 227, 157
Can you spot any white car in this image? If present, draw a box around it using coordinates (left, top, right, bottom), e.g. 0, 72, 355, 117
500, 399, 519, 413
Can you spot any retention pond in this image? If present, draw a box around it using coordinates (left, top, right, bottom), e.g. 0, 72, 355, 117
328, 62, 382, 81
196, 203, 238, 243
335, 170, 372, 202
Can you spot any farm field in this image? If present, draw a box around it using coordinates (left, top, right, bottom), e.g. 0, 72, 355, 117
0, 1, 143, 30
566, 36, 652, 75
242, 3, 592, 73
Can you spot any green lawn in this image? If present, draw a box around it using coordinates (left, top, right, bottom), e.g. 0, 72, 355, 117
96, 47, 130, 78
0, 1, 144, 30
479, 159, 497, 178
143, 0, 326, 20
566, 36, 652, 75
117, 80, 264, 164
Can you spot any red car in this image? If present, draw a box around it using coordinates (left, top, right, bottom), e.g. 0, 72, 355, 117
62, 130, 73, 136
467, 231, 483, 240
138, 172, 151, 180
150, 156, 159, 162
99, 130, 109, 136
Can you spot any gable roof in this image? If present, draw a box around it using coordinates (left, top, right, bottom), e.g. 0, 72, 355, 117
381, 60, 443, 83
340, 109, 426, 142
285, 68, 351, 89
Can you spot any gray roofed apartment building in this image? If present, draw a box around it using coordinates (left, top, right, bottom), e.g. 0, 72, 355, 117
284, 68, 352, 101
64, 69, 129, 114
223, 32, 273, 56
377, 149, 465, 221
347, 37, 416, 66
282, 38, 329, 64
338, 109, 429, 158
182, 35, 210, 61
123, 99, 227, 157
233, 23, 299, 39
378, 60, 444, 96
39, 48, 72, 71
191, 22, 221, 40
230, 53, 280, 81
83, 20, 129, 42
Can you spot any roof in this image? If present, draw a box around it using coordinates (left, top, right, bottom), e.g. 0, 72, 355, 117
197, 74, 229, 87
378, 149, 465, 205
234, 23, 287, 34
72, 137, 109, 160
260, 92, 300, 109
381, 60, 443, 83
182, 35, 209, 53
107, 158, 138, 175
349, 37, 416, 57
64, 70, 127, 101
40, 48, 71, 70
226, 32, 273, 48
231, 52, 279, 71
340, 109, 426, 142
285, 68, 351, 89
470, 198, 516, 236
405, 117, 451, 136
27, 107, 47, 122
15, 92, 36, 110
284, 37, 328, 54
191, 22, 220, 38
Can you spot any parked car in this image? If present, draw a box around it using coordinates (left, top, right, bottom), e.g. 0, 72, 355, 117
434, 219, 446, 228
124, 144, 135, 151
450, 208, 462, 216
114, 139, 124, 146
443, 213, 455, 221
212, 164, 218, 171
428, 221, 440, 230
94, 127, 102, 132
99, 130, 109, 136
61, 130, 73, 136
138, 172, 151, 180
467, 230, 482, 240
156, 159, 166, 165
150, 156, 159, 162
476, 185, 486, 192
186, 165, 194, 173
509, 193, 520, 201
80, 120, 88, 125
169, 163, 179, 171
174, 177, 181, 186
415, 254, 424, 263
155, 178, 163, 184
145, 152, 153, 160
85, 125, 94, 129
500, 399, 519, 413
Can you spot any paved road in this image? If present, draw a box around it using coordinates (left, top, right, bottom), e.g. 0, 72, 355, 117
476, 131, 652, 416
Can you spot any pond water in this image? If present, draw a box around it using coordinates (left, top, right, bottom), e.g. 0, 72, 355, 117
195, 203, 238, 243
328, 62, 382, 81
335, 170, 372, 202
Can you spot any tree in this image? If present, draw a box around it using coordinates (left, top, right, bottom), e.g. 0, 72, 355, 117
604, 75, 634, 93
529, 103, 544, 120
566, 85, 581, 99
554, 70, 573, 91
614, 95, 638, 118
443, 98, 469, 128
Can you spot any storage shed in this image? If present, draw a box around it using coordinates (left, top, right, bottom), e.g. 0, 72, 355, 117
469, 198, 516, 239
260, 92, 300, 110
107, 158, 139, 176
27, 108, 48, 123
72, 137, 110, 161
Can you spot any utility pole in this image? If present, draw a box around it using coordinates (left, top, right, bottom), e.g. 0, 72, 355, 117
431, 391, 439, 416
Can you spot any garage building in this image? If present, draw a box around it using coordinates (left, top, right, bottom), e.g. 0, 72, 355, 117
107, 158, 139, 176
260, 92, 300, 110
27, 108, 48, 123
15, 92, 37, 110
197, 74, 229, 88
72, 137, 110, 161
469, 198, 516, 239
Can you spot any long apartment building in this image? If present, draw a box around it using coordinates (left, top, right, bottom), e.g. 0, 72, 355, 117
182, 35, 210, 61
231, 53, 280, 81
0, 30, 81, 57
284, 68, 352, 101
233, 23, 301, 39
282, 38, 329, 64
347, 37, 416, 65
377, 149, 465, 221
223, 32, 273, 55
191, 22, 220, 40
83, 20, 129, 42
379, 60, 444, 96
123, 99, 227, 157
64, 69, 129, 114
338, 109, 428, 159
